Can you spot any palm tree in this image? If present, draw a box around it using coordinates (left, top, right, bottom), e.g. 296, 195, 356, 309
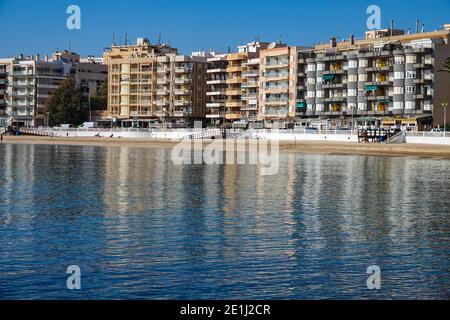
440, 57, 450, 73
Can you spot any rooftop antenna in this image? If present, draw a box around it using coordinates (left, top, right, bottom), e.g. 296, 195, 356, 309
422, 23, 425, 33
68, 40, 71, 52
416, 19, 420, 33
125, 33, 128, 45
278, 35, 283, 44
112, 33, 116, 46
391, 20, 394, 36
157, 33, 162, 45
227, 46, 232, 54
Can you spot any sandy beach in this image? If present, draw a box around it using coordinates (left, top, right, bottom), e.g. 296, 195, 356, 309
3, 135, 450, 159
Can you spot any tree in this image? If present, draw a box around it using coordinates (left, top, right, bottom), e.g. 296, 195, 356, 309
45, 78, 87, 126
89, 80, 108, 111
440, 57, 450, 73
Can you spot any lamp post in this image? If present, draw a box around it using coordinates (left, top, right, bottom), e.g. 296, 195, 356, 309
443, 102, 448, 135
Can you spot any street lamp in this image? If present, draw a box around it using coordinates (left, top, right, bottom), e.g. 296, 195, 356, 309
443, 102, 448, 135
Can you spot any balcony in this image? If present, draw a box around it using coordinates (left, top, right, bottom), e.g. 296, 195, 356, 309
265, 86, 289, 93
206, 102, 226, 108
157, 89, 170, 96
226, 113, 242, 120
175, 78, 191, 84
265, 73, 289, 80
226, 101, 243, 108
157, 78, 169, 85
173, 111, 189, 117
226, 89, 241, 96
207, 91, 226, 96
226, 77, 242, 84
157, 67, 170, 74
156, 111, 169, 117
174, 89, 190, 96
207, 79, 227, 85
175, 67, 191, 73
226, 66, 244, 73
242, 70, 259, 77
174, 100, 190, 107
265, 99, 289, 106
156, 100, 169, 107
241, 81, 258, 88
242, 93, 258, 100
207, 68, 227, 74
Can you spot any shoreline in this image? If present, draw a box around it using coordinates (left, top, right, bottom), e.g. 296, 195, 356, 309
2, 135, 450, 159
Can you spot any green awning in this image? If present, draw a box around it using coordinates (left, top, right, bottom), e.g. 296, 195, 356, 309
366, 85, 378, 91
323, 75, 335, 81
379, 100, 391, 103
297, 102, 306, 108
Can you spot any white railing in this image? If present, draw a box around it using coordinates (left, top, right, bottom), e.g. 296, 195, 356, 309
405, 131, 450, 138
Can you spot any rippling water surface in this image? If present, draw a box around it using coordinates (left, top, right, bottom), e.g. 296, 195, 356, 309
0, 143, 449, 299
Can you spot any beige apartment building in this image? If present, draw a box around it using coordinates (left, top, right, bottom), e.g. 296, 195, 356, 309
104, 38, 177, 125
206, 41, 271, 125
156, 54, 208, 121
258, 45, 305, 122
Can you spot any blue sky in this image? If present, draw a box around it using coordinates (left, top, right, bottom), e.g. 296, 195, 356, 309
0, 0, 449, 57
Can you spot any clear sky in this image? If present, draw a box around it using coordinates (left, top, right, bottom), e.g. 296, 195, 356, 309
0, 0, 449, 58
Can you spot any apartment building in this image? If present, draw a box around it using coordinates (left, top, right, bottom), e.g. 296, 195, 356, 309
205, 41, 270, 125
206, 54, 228, 125
53, 51, 108, 99
0, 51, 108, 127
156, 54, 208, 121
104, 38, 178, 124
241, 58, 261, 121
0, 63, 8, 126
0, 56, 72, 127
258, 45, 310, 122
297, 26, 450, 125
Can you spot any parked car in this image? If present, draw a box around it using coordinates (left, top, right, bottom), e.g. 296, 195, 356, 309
430, 128, 443, 134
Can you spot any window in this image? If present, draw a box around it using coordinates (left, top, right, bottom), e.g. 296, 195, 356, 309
307, 64, 316, 72
307, 91, 316, 98
316, 103, 324, 111
316, 77, 323, 84
358, 102, 366, 110
307, 78, 316, 85
406, 71, 416, 79
395, 56, 405, 64
359, 59, 368, 67
348, 60, 358, 68
406, 55, 416, 64
348, 89, 357, 97
358, 74, 367, 82
394, 87, 404, 94
316, 90, 324, 98
348, 75, 358, 82
358, 89, 366, 96
307, 103, 314, 111
405, 101, 416, 109
394, 102, 404, 109
394, 72, 404, 80
317, 63, 325, 71
405, 86, 416, 94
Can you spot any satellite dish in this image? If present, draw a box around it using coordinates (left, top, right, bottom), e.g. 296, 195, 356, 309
268, 42, 277, 49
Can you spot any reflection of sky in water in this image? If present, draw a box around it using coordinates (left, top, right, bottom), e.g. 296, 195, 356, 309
0, 143, 449, 299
